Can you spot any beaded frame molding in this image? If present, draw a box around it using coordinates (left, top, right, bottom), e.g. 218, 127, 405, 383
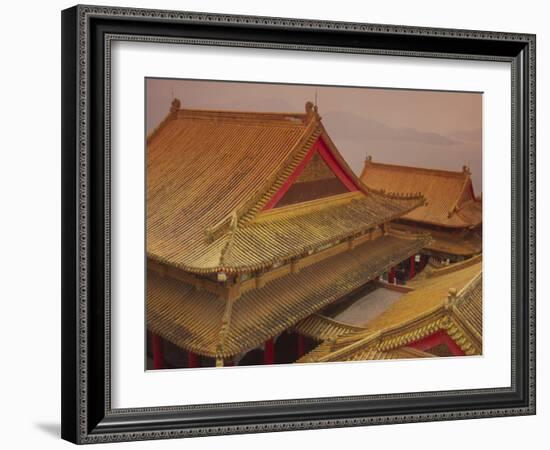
61, 4, 536, 444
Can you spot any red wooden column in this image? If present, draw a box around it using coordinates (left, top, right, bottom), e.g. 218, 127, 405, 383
264, 338, 275, 364
296, 334, 306, 359
188, 351, 199, 368
152, 333, 164, 369
388, 267, 396, 284
409, 255, 416, 279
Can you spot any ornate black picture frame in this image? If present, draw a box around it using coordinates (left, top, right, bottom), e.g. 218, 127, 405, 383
61, 4, 536, 444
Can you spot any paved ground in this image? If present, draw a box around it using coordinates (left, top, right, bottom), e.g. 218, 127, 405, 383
333, 287, 404, 326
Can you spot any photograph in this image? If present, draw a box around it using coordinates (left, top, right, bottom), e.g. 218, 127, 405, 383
145, 79, 483, 369
55, 2, 536, 445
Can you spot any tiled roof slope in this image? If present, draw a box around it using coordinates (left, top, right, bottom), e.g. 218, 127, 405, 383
147, 101, 424, 274
390, 222, 482, 256
293, 313, 365, 341
367, 257, 481, 332
298, 256, 482, 363
147, 233, 430, 358
360, 159, 482, 228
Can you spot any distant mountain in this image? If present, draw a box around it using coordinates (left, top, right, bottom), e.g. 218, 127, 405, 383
321, 110, 460, 146
449, 129, 483, 142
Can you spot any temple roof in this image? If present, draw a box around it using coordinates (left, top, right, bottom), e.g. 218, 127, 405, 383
360, 159, 482, 229
147, 232, 430, 358
293, 313, 366, 341
297, 256, 482, 362
390, 222, 482, 256
147, 101, 425, 274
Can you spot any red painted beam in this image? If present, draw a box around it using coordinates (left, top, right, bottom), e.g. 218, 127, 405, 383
316, 138, 360, 192
152, 333, 164, 369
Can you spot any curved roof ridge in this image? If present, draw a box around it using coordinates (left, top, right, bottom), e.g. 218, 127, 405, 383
215, 296, 235, 362
447, 176, 475, 218
176, 107, 308, 123
453, 270, 482, 307
364, 160, 470, 179
317, 331, 380, 361
146, 98, 310, 144
314, 313, 367, 331
431, 254, 482, 276
365, 186, 426, 203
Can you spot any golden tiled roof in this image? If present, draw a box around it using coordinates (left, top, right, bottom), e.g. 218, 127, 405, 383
292, 313, 365, 341
453, 274, 482, 345
147, 102, 425, 274
455, 199, 482, 225
367, 258, 481, 332
182, 192, 422, 274
298, 256, 482, 363
301, 341, 430, 362
147, 233, 430, 358
390, 222, 482, 256
360, 160, 482, 228
339, 346, 431, 361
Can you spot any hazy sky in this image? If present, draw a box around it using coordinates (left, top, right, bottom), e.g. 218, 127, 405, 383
146, 79, 482, 193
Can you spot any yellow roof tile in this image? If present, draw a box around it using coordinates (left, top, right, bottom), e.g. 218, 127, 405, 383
367, 259, 481, 332
360, 160, 482, 228
147, 103, 424, 273
147, 233, 430, 358
292, 314, 365, 341
390, 222, 481, 256
298, 257, 482, 362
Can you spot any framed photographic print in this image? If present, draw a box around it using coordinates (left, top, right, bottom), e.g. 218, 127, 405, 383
61, 4, 536, 444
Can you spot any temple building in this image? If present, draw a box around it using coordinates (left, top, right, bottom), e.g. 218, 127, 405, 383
146, 99, 430, 369
295, 255, 482, 363
360, 158, 482, 263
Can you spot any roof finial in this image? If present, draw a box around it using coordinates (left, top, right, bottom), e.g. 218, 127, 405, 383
305, 94, 321, 120
462, 164, 471, 175
446, 287, 457, 308
365, 154, 373, 164
314, 89, 319, 113
170, 97, 181, 114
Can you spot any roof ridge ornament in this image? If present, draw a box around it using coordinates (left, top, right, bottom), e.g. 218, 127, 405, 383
446, 288, 457, 309
146, 97, 182, 143
218, 211, 239, 265
170, 97, 181, 115
305, 100, 320, 121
